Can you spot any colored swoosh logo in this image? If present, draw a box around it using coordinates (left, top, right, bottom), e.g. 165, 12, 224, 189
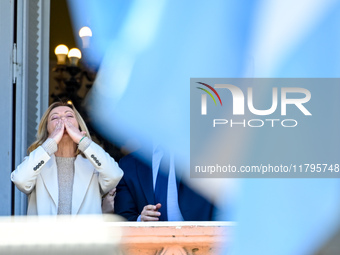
196, 82, 223, 106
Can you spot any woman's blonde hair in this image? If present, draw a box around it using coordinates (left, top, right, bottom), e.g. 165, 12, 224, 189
27, 101, 91, 156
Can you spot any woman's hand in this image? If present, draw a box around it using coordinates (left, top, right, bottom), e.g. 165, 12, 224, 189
63, 119, 86, 144
102, 188, 116, 214
49, 120, 65, 144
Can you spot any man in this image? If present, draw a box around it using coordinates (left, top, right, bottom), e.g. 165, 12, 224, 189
114, 148, 216, 221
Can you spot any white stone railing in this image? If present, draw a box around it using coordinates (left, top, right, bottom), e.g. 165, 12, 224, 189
115, 221, 235, 255
0, 216, 235, 255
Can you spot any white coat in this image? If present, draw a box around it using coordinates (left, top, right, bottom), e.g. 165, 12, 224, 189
11, 141, 123, 215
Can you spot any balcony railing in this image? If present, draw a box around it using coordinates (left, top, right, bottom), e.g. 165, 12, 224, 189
0, 216, 235, 255
116, 221, 235, 255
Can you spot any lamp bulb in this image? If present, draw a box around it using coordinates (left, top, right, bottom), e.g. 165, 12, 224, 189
79, 26, 92, 38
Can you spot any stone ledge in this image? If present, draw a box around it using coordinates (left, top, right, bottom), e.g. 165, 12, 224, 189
111, 221, 235, 255
0, 216, 235, 255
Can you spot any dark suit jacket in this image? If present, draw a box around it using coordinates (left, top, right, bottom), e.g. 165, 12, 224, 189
114, 153, 215, 221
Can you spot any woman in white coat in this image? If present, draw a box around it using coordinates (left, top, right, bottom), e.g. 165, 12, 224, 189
11, 102, 123, 215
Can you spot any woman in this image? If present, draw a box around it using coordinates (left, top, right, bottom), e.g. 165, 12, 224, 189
11, 102, 123, 215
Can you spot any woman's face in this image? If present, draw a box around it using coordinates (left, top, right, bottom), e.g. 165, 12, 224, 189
47, 106, 79, 135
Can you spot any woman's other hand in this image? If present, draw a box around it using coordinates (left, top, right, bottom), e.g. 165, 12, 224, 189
49, 120, 65, 144
63, 119, 86, 144
102, 188, 116, 214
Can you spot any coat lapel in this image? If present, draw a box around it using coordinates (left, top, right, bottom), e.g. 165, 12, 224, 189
72, 155, 94, 214
40, 154, 59, 210
137, 159, 155, 205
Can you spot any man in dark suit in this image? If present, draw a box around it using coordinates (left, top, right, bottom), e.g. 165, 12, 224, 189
114, 151, 216, 221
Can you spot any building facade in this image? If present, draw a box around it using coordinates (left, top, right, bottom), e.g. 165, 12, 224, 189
0, 0, 50, 215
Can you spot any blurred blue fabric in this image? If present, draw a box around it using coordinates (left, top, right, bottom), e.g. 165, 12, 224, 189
68, 0, 340, 254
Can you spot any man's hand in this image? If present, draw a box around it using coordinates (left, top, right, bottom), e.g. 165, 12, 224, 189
140, 203, 162, 221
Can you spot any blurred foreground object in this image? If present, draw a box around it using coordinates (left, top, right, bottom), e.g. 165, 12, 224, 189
0, 215, 123, 255
316, 227, 340, 255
